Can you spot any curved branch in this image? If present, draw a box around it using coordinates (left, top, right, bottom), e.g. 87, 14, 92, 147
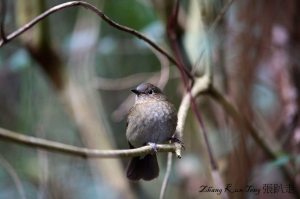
0, 127, 182, 158
0, 154, 26, 199
0, 1, 193, 80
168, 0, 218, 171
175, 76, 210, 138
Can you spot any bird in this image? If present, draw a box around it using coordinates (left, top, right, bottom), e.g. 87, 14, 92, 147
125, 83, 178, 181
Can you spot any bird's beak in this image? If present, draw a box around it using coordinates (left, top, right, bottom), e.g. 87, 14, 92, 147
131, 89, 140, 95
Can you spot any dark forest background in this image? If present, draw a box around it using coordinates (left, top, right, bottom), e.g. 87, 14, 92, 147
0, 0, 299, 199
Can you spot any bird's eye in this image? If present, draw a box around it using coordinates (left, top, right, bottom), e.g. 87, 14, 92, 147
148, 90, 153, 94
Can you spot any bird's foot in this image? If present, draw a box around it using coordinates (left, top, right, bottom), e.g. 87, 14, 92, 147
147, 142, 158, 154
169, 137, 185, 150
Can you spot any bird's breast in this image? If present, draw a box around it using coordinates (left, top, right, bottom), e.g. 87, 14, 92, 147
126, 100, 177, 147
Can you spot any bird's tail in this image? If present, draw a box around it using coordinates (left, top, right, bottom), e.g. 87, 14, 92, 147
126, 154, 159, 181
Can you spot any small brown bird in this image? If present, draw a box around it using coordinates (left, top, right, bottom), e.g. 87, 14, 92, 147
125, 83, 178, 181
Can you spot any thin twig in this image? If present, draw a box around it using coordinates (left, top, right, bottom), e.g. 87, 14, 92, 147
168, 0, 217, 173
167, 0, 189, 91
148, 45, 170, 89
194, 0, 234, 81
0, 127, 182, 158
167, 1, 229, 199
0, 154, 26, 199
36, 97, 53, 199
176, 76, 210, 137
159, 152, 173, 199
208, 0, 234, 34
0, 1, 193, 80
0, 0, 7, 41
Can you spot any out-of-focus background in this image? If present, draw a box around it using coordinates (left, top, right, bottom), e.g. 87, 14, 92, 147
0, 0, 300, 198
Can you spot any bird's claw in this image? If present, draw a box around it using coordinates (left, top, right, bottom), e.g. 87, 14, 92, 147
147, 142, 158, 154
169, 137, 185, 150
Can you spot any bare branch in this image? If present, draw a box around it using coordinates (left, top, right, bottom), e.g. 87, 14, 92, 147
167, 2, 229, 199
0, 1, 193, 79
159, 152, 173, 199
168, 0, 218, 171
175, 76, 210, 138
0, 127, 182, 158
148, 46, 170, 89
0, 154, 26, 199
208, 0, 234, 34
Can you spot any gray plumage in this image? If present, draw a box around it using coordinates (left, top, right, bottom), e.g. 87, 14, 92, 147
125, 83, 177, 181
